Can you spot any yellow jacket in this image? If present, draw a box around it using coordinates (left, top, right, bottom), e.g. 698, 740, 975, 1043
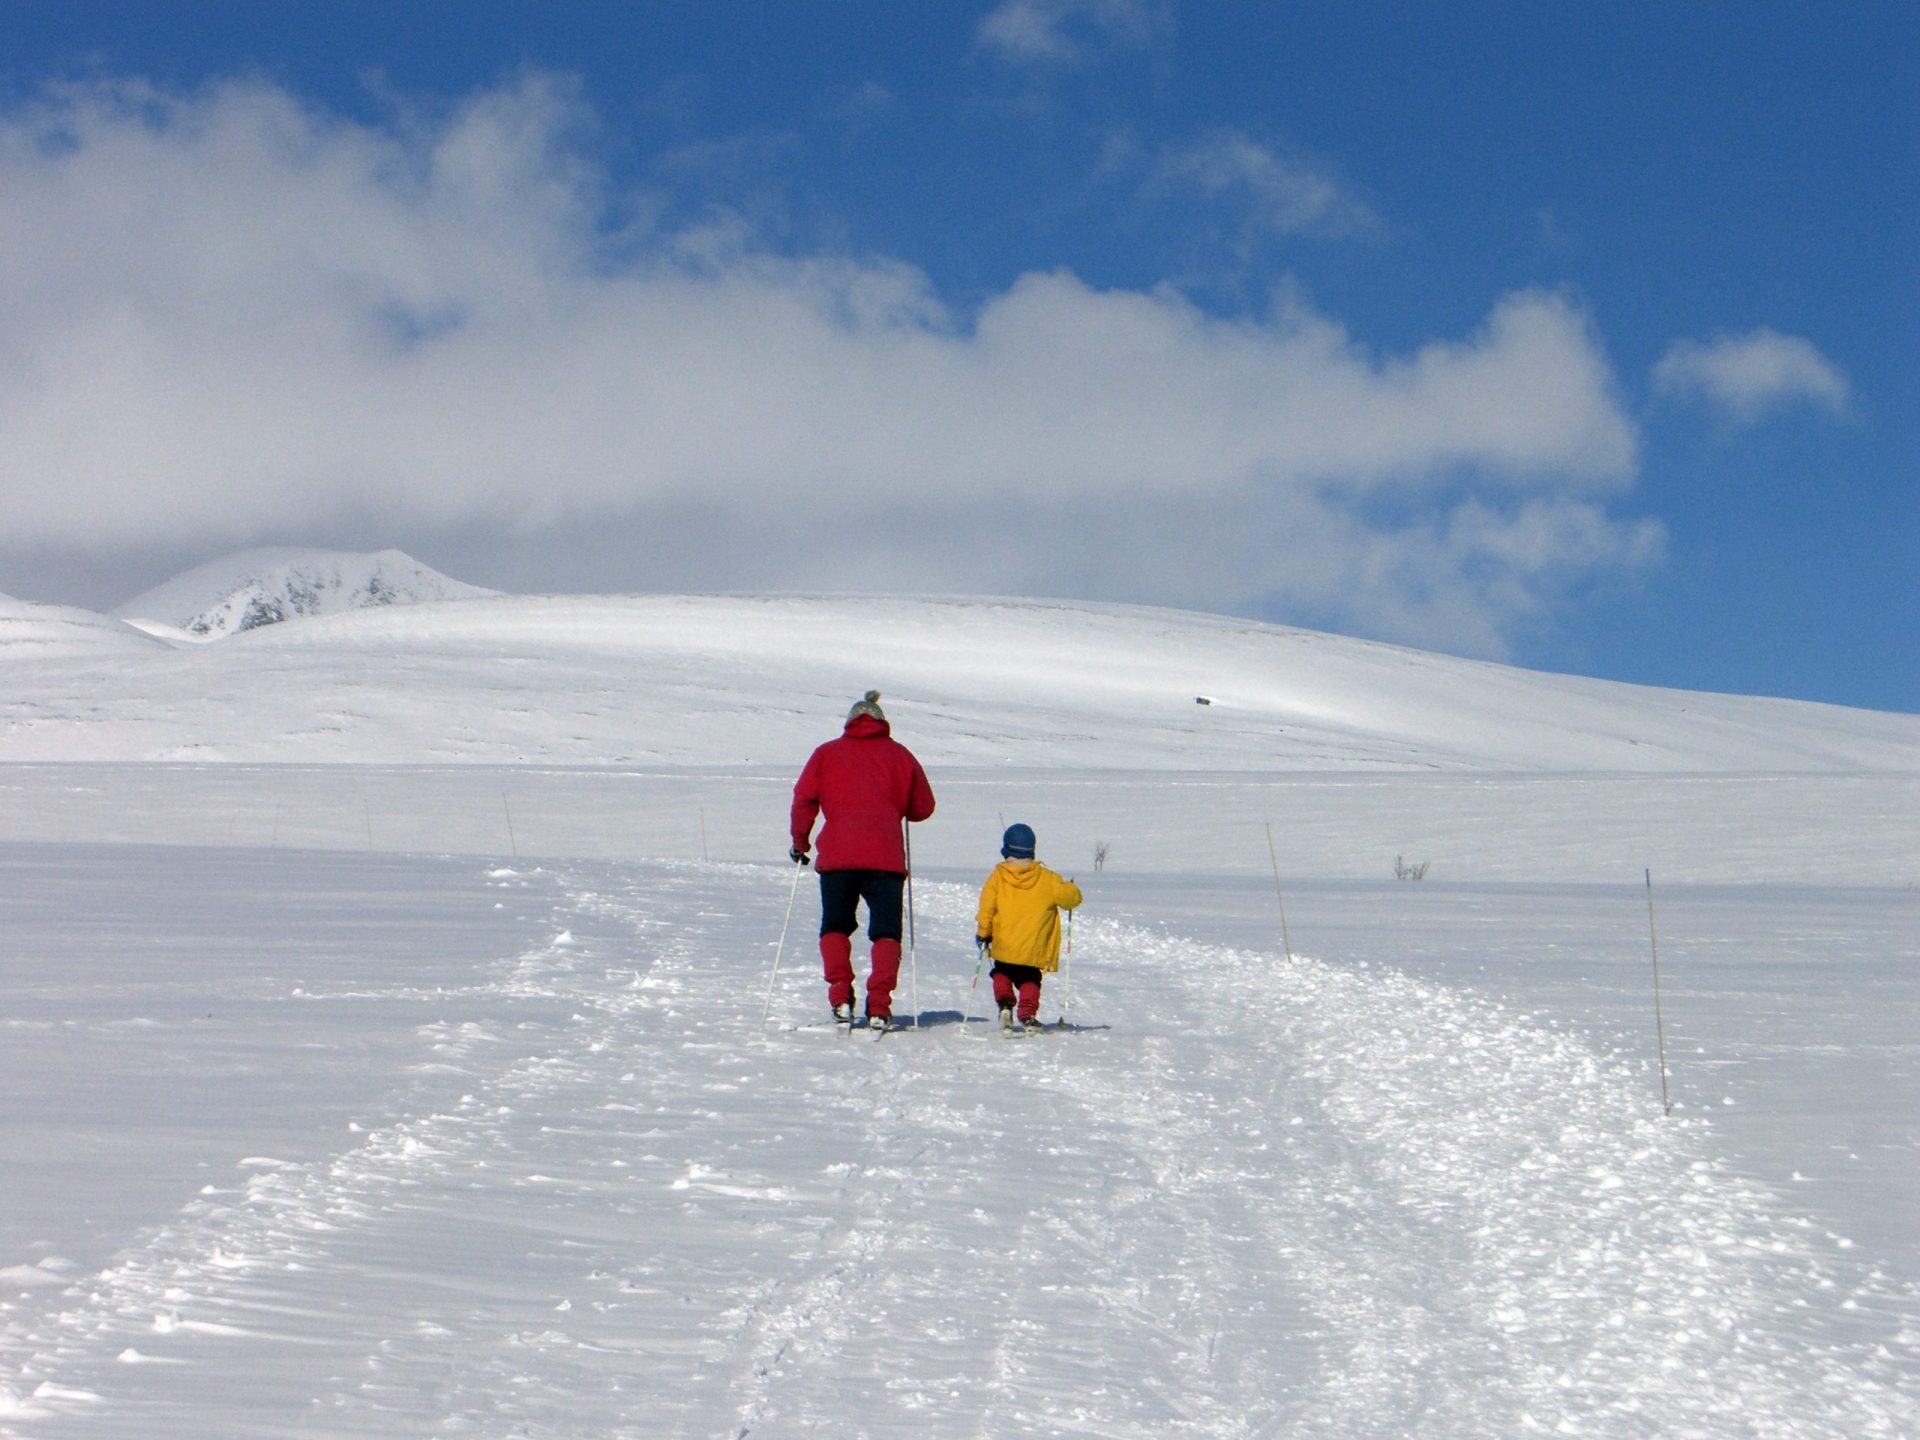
975, 860, 1082, 973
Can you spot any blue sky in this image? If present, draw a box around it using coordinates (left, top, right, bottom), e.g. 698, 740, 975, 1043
2, 1, 1913, 711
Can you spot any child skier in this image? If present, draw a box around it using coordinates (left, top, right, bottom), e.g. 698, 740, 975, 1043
974, 823, 1082, 1033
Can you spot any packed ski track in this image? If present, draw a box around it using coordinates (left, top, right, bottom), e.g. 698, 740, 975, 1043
3, 856, 1911, 1439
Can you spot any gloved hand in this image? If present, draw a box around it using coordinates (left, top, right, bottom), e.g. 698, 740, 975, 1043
975, 935, 990, 951
789, 847, 811, 867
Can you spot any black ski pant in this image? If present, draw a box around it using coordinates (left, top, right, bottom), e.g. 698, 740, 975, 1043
817, 869, 904, 942
818, 870, 906, 1015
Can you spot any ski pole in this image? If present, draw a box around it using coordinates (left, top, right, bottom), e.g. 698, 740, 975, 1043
904, 821, 919, 1029
761, 859, 806, 1026
1059, 907, 1072, 1027
963, 937, 988, 1028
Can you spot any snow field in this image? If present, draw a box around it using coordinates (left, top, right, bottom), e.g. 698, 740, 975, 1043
3, 764, 1914, 888
4, 593, 1916, 771
2, 831, 1913, 1438
1, 588, 1913, 1435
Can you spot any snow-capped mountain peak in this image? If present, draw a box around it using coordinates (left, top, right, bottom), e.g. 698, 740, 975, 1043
113, 548, 501, 637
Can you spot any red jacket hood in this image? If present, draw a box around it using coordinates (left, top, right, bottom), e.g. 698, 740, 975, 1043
843, 714, 892, 739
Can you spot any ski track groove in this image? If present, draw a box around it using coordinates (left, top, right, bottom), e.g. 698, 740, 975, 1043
0, 861, 1912, 1438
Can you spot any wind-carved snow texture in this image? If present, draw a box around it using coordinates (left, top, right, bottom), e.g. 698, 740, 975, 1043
1, 862, 1909, 1438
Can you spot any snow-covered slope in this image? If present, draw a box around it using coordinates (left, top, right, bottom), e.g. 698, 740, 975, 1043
1, 588, 1914, 1436
0, 593, 171, 659
2, 592, 1914, 770
113, 547, 500, 637
0, 836, 1912, 1438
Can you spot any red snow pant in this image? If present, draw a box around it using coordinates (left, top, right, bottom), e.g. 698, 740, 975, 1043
991, 962, 1043, 1022
818, 869, 905, 1019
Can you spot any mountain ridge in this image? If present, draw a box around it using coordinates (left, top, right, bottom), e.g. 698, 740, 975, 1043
3, 587, 1913, 772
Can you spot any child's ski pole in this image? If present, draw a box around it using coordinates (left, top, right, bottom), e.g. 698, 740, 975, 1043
1058, 907, 1073, 1028
963, 937, 988, 1028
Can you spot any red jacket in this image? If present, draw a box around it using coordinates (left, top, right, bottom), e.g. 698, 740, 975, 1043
790, 715, 936, 873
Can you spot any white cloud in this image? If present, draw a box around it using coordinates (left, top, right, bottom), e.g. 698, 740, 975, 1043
1151, 129, 1382, 242
1653, 329, 1849, 423
0, 75, 1654, 658
975, 0, 1171, 66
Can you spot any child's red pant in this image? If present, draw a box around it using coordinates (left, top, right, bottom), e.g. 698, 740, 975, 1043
990, 963, 1042, 1022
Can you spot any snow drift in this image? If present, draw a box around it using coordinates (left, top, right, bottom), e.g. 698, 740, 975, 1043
0, 594, 170, 659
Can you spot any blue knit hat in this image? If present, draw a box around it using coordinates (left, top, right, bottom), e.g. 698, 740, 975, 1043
1001, 823, 1036, 859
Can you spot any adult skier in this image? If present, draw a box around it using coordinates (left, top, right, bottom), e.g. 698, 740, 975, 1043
789, 691, 936, 1031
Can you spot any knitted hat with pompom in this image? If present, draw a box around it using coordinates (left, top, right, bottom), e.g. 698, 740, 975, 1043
847, 690, 887, 723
